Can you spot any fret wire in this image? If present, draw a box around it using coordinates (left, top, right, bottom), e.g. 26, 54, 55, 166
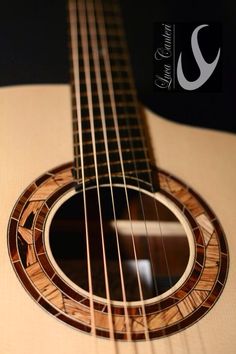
73, 130, 142, 141
72, 109, 138, 118
74, 146, 148, 157
74, 158, 150, 170
80, 135, 143, 146
75, 144, 145, 154
72, 113, 138, 120
73, 126, 141, 135
69, 32, 126, 53
69, 18, 124, 29
72, 113, 138, 121
70, 33, 123, 44
78, 88, 136, 97
76, 45, 126, 54
72, 101, 136, 109
75, 139, 144, 155
75, 153, 148, 168
73, 91, 135, 101
69, 62, 130, 73
73, 119, 140, 129
78, 83, 128, 94
72, 170, 153, 185
77, 124, 140, 133
75, 81, 133, 92
73, 168, 152, 175
75, 76, 132, 84
72, 109, 137, 118
69, 56, 130, 73
73, 171, 153, 181
71, 67, 124, 78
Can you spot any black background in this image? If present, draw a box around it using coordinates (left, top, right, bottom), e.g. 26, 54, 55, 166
0, 0, 235, 133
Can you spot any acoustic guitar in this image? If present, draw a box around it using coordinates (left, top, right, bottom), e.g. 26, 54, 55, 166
1, 0, 236, 353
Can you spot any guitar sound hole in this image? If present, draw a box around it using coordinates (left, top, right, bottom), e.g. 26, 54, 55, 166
49, 186, 190, 301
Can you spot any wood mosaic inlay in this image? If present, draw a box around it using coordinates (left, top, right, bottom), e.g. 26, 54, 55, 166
8, 163, 229, 340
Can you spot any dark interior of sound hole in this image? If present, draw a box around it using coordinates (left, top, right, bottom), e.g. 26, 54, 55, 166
49, 186, 190, 301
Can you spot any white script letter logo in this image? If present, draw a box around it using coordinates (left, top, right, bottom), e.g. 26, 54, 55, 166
177, 24, 221, 90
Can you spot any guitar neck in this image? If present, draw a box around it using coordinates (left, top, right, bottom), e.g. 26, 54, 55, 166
68, 0, 153, 188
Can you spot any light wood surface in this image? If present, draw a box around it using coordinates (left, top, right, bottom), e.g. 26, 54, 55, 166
0, 85, 236, 353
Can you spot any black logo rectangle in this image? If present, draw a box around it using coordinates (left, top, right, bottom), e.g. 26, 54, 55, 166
153, 23, 222, 92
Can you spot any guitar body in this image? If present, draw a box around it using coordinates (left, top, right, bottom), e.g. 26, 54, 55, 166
1, 85, 236, 353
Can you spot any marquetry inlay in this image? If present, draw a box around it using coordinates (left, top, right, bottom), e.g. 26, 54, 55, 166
8, 163, 228, 340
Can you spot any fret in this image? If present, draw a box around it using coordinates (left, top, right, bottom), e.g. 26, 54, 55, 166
69, 14, 123, 29
69, 53, 130, 75
102, 28, 123, 37
72, 109, 137, 121
72, 112, 138, 121
79, 88, 136, 97
69, 59, 129, 72
75, 147, 147, 158
73, 118, 140, 132
72, 119, 140, 131
73, 169, 152, 186
69, 61, 130, 76
72, 75, 132, 85
74, 149, 147, 168
74, 159, 150, 176
97, 20, 122, 29
72, 101, 136, 110
70, 39, 127, 60
74, 138, 145, 156
72, 105, 137, 117
73, 166, 152, 175
72, 81, 133, 94
76, 93, 135, 105
72, 119, 141, 134
75, 44, 125, 55
74, 127, 142, 143
74, 125, 140, 134
78, 81, 133, 95
105, 51, 129, 60
89, 69, 128, 79
70, 33, 123, 45
72, 92, 135, 107
112, 81, 134, 90
80, 136, 144, 148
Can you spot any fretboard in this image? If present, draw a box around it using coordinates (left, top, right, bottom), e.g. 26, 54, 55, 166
68, 0, 154, 190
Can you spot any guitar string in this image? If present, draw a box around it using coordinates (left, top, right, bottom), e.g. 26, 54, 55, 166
109, 2, 174, 349
109, 3, 192, 353
72, 1, 194, 353
77, 0, 116, 345
109, 0, 161, 299
109, 6, 174, 354
68, 0, 97, 341
111, 12, 193, 354
95, 0, 153, 349
115, 25, 189, 354
86, 0, 135, 346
